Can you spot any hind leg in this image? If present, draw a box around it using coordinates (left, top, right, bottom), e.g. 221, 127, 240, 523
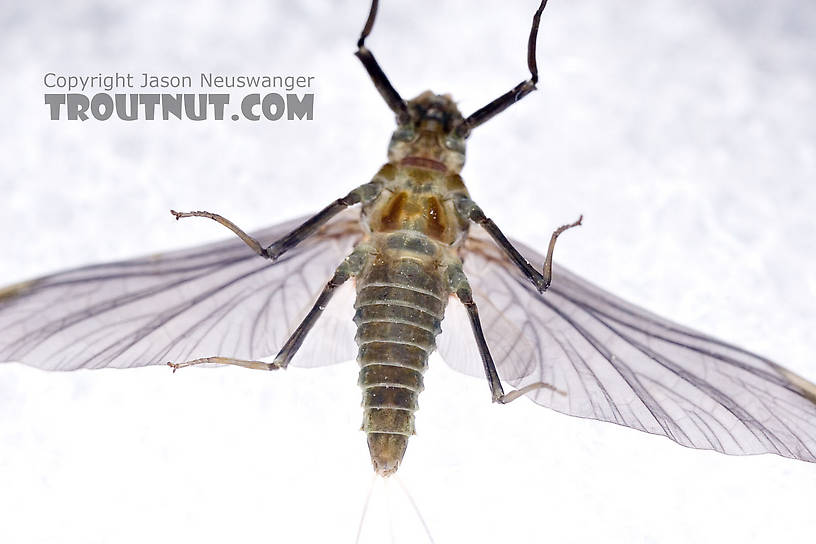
167, 244, 371, 372
447, 261, 565, 404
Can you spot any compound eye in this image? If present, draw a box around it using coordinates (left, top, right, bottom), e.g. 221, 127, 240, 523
444, 135, 465, 154
392, 127, 416, 142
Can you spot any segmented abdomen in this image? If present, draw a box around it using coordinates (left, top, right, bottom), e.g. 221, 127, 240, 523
354, 233, 448, 476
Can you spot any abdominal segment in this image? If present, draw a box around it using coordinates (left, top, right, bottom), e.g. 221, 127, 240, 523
353, 232, 449, 476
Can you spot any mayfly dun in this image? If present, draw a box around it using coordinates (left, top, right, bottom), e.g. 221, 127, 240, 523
2, 0, 816, 483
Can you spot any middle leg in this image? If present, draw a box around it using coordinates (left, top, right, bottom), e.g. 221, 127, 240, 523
171, 180, 382, 261
454, 195, 581, 293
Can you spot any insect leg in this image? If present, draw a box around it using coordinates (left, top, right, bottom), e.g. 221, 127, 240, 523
454, 196, 581, 293
168, 357, 279, 372
167, 245, 370, 373
456, 0, 550, 136
171, 209, 269, 256
355, 0, 410, 124
171, 181, 382, 260
271, 243, 370, 369
447, 261, 564, 404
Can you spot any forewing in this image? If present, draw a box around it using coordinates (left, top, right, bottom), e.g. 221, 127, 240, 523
438, 225, 816, 462
0, 211, 361, 371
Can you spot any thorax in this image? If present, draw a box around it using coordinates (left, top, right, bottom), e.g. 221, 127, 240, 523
362, 163, 470, 247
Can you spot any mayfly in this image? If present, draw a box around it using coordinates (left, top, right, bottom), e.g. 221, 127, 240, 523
1, 0, 815, 477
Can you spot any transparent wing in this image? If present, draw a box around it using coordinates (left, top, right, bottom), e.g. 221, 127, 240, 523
0, 211, 361, 371
438, 225, 816, 462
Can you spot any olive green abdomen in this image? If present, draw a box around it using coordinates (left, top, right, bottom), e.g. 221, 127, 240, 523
354, 235, 448, 476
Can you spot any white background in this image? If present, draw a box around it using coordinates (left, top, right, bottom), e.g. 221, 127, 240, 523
1, 0, 815, 542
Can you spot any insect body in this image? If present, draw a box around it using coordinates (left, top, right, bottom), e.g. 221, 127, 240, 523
1, 0, 816, 477
170, 1, 582, 475
354, 95, 480, 473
